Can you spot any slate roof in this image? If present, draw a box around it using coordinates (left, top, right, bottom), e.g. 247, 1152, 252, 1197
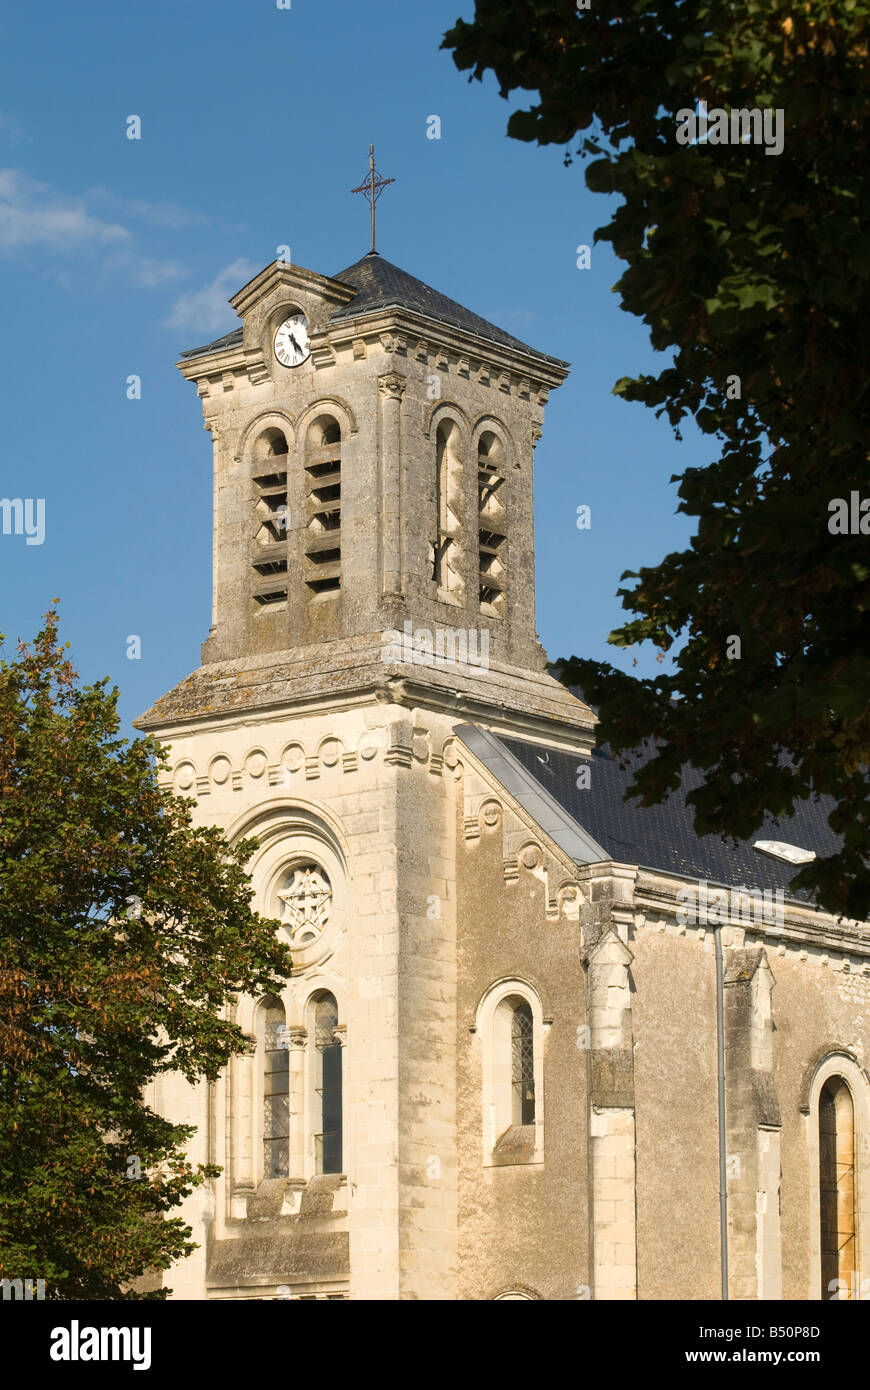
179, 252, 566, 366
179, 327, 242, 359
327, 252, 566, 365
466, 728, 841, 903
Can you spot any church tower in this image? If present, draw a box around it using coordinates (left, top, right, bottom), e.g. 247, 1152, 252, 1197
137, 218, 595, 1299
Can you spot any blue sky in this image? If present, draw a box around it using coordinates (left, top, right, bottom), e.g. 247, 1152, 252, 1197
0, 0, 705, 732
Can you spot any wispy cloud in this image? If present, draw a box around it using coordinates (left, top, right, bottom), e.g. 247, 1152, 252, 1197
0, 168, 201, 294
165, 259, 257, 336
86, 186, 207, 230
0, 169, 129, 252
0, 169, 251, 322
103, 249, 189, 288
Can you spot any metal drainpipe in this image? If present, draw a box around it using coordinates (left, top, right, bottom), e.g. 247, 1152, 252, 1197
715, 922, 729, 1300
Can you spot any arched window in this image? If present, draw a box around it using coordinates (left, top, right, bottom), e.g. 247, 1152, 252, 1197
304, 415, 342, 594
477, 430, 506, 617
477, 981, 545, 1167
820, 1076, 856, 1298
251, 428, 290, 606
262, 998, 289, 1179
313, 993, 343, 1174
433, 420, 463, 596
511, 999, 535, 1126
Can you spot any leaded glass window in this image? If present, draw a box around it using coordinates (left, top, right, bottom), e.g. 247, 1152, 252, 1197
314, 994, 342, 1175
263, 1001, 289, 1179
511, 1000, 535, 1126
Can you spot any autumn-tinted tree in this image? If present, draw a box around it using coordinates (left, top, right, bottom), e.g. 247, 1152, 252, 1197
444, 0, 870, 917
0, 610, 291, 1298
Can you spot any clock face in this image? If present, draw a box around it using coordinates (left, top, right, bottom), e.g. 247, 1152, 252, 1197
273, 313, 310, 367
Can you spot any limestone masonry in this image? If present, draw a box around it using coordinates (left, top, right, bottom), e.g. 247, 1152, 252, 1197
136, 250, 869, 1301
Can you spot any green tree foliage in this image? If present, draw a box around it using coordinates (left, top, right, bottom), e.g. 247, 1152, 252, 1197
444, 0, 870, 917
0, 611, 292, 1297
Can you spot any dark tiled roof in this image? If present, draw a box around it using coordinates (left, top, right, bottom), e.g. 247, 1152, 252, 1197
498, 734, 840, 902
179, 327, 242, 360
329, 252, 566, 365
179, 253, 567, 365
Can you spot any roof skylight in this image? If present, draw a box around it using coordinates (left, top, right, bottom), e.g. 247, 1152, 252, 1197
753, 840, 816, 865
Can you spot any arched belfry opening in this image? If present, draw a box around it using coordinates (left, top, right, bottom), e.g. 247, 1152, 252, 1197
433, 419, 464, 597
477, 430, 507, 617
251, 428, 290, 606
304, 415, 342, 595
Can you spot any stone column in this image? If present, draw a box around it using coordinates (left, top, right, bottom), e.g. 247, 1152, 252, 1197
286, 1027, 308, 1183
723, 946, 782, 1300
378, 373, 406, 600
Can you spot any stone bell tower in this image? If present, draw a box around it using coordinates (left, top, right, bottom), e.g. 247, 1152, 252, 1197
137, 239, 594, 1301
165, 246, 594, 735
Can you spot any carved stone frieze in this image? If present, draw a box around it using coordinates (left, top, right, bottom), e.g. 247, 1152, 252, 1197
169, 721, 460, 800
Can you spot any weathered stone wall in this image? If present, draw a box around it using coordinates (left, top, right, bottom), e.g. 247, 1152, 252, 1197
181, 260, 562, 675
455, 765, 590, 1301
630, 922, 724, 1300
628, 891, 870, 1303
152, 700, 464, 1300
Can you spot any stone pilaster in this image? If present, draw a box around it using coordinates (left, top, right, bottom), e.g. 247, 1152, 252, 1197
584, 903, 638, 1300
286, 1027, 308, 1183
723, 946, 782, 1300
378, 373, 406, 600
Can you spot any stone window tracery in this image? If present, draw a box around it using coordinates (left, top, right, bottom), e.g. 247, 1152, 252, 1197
278, 865, 332, 948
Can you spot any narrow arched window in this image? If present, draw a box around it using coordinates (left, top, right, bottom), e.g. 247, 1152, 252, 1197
314, 994, 342, 1174
304, 415, 342, 594
262, 999, 289, 1179
485, 989, 542, 1166
251, 428, 290, 606
820, 1076, 856, 1298
433, 421, 463, 595
511, 1000, 535, 1126
477, 430, 506, 617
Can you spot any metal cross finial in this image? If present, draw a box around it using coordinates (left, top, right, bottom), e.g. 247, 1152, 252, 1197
350, 144, 395, 254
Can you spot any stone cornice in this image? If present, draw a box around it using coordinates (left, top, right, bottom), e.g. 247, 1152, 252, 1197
632, 866, 870, 958
328, 305, 570, 387
133, 633, 596, 749
177, 303, 569, 396
136, 677, 595, 756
